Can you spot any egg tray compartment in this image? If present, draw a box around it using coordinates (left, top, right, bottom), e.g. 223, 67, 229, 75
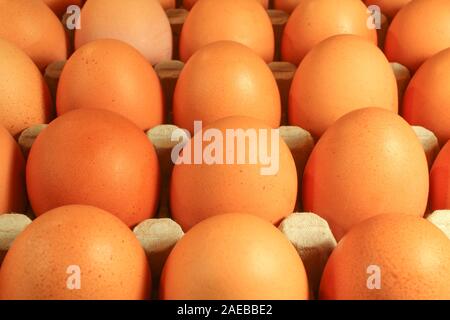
0, 58, 446, 298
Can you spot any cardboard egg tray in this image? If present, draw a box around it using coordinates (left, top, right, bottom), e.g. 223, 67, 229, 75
0, 5, 448, 299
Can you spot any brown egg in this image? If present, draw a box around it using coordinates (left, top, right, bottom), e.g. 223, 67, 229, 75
0, 39, 53, 137
0, 205, 150, 300
26, 109, 160, 227
0, 126, 26, 214
170, 116, 297, 231
57, 39, 164, 131
161, 213, 309, 300
281, 0, 377, 65
303, 108, 429, 241
402, 48, 450, 146
179, 0, 274, 62
385, 0, 450, 72
173, 41, 280, 133
363, 0, 412, 19
289, 34, 397, 138
42, 0, 84, 18
430, 142, 450, 211
320, 214, 450, 300
0, 0, 68, 71
183, 0, 269, 10
75, 0, 172, 65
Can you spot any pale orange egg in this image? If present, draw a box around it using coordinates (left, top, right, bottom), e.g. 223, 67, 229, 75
430, 141, 450, 211
57, 39, 164, 131
0, 205, 151, 300
0, 39, 53, 137
289, 34, 397, 138
173, 41, 281, 133
385, 0, 450, 72
281, 0, 377, 65
170, 116, 297, 231
75, 0, 172, 65
363, 0, 412, 19
402, 48, 450, 146
0, 0, 68, 71
179, 0, 274, 62
0, 126, 26, 214
42, 0, 84, 18
320, 214, 450, 300
26, 109, 160, 227
303, 108, 429, 241
183, 0, 268, 10
161, 213, 309, 300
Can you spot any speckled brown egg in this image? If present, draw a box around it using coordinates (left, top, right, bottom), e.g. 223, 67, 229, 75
0, 39, 53, 137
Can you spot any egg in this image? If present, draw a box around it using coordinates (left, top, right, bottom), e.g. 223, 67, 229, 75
0, 205, 150, 300
26, 108, 160, 227
0, 39, 53, 137
303, 108, 429, 241
42, 0, 84, 17
281, 0, 377, 65
0, 126, 26, 214
179, 0, 274, 62
363, 0, 412, 19
273, 0, 300, 13
183, 0, 269, 10
430, 141, 450, 211
170, 116, 297, 231
173, 41, 281, 133
75, 0, 172, 65
0, 0, 68, 71
159, 0, 175, 9
402, 48, 450, 146
57, 39, 164, 131
160, 213, 309, 300
320, 214, 450, 300
385, 0, 450, 72
289, 34, 397, 138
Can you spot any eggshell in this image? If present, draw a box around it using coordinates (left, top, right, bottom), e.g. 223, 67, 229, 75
402, 48, 450, 146
303, 108, 429, 241
281, 0, 377, 65
42, 0, 84, 17
75, 0, 172, 65
385, 0, 450, 72
363, 0, 412, 19
0, 205, 151, 300
320, 214, 450, 300
183, 0, 269, 10
170, 116, 297, 231
173, 41, 281, 133
289, 34, 398, 138
430, 142, 450, 211
274, 0, 300, 13
160, 213, 309, 300
26, 109, 160, 227
0, 0, 68, 71
159, 0, 175, 9
0, 126, 27, 214
179, 0, 274, 62
0, 39, 53, 137
57, 39, 164, 131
